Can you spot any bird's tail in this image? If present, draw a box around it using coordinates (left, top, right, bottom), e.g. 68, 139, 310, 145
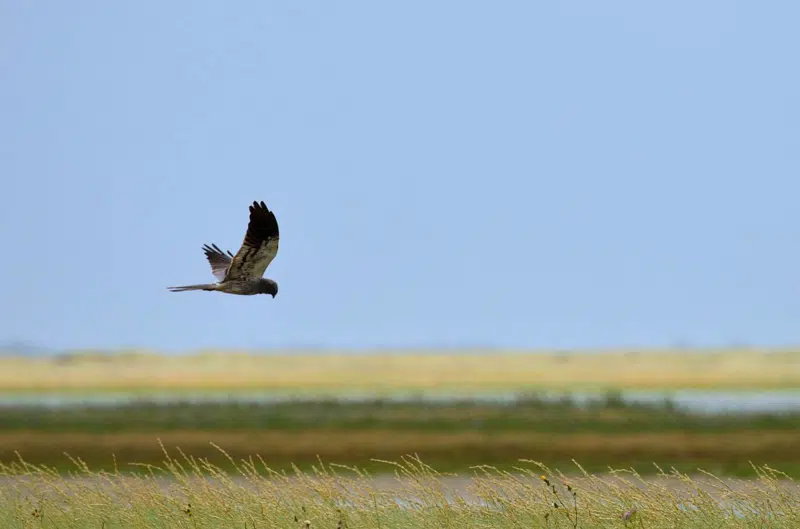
167, 283, 218, 292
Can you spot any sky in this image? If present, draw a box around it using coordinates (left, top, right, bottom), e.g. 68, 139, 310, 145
1, 1, 799, 352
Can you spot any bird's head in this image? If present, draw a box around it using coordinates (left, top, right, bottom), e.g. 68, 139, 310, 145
259, 278, 278, 298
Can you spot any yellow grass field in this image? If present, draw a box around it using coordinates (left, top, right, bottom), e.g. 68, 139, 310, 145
3, 452, 799, 528
1, 347, 799, 393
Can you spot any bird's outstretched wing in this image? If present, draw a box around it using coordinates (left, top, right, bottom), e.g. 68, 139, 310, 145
202, 243, 234, 282
225, 200, 280, 281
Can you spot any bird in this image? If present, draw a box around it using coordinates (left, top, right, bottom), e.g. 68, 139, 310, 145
167, 200, 280, 297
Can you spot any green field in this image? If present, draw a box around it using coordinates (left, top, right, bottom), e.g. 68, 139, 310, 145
2, 394, 799, 478
3, 348, 799, 527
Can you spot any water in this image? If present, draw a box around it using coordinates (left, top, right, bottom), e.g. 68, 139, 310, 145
0, 389, 798, 414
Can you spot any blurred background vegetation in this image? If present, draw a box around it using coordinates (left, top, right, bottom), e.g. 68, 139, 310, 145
1, 347, 798, 478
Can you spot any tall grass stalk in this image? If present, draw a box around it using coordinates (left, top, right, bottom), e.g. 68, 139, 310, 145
1, 442, 798, 528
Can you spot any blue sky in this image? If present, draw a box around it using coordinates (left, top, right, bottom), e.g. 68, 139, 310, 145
1, 1, 799, 352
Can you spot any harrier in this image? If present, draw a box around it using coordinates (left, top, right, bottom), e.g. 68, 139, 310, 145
168, 200, 280, 297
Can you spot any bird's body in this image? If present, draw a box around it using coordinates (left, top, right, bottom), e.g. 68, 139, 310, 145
168, 200, 280, 297
167, 278, 277, 295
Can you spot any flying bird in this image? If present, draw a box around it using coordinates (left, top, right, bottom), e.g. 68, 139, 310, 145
168, 200, 280, 297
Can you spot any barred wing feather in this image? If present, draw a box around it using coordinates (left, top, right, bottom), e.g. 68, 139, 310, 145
225, 201, 280, 281
202, 243, 234, 282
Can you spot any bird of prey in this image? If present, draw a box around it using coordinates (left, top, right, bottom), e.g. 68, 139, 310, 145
168, 200, 280, 297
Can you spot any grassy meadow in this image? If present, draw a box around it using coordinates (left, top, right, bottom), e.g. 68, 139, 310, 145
1, 347, 799, 393
1, 348, 799, 526
2, 451, 799, 528
2, 395, 800, 478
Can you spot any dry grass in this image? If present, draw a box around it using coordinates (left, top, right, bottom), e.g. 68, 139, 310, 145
1, 446, 798, 528
2, 347, 800, 392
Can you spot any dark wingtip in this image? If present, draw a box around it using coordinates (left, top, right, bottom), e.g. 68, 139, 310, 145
250, 200, 270, 213
242, 199, 279, 244
203, 243, 232, 261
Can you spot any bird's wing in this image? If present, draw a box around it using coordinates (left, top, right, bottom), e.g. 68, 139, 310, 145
202, 243, 234, 282
225, 200, 280, 281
